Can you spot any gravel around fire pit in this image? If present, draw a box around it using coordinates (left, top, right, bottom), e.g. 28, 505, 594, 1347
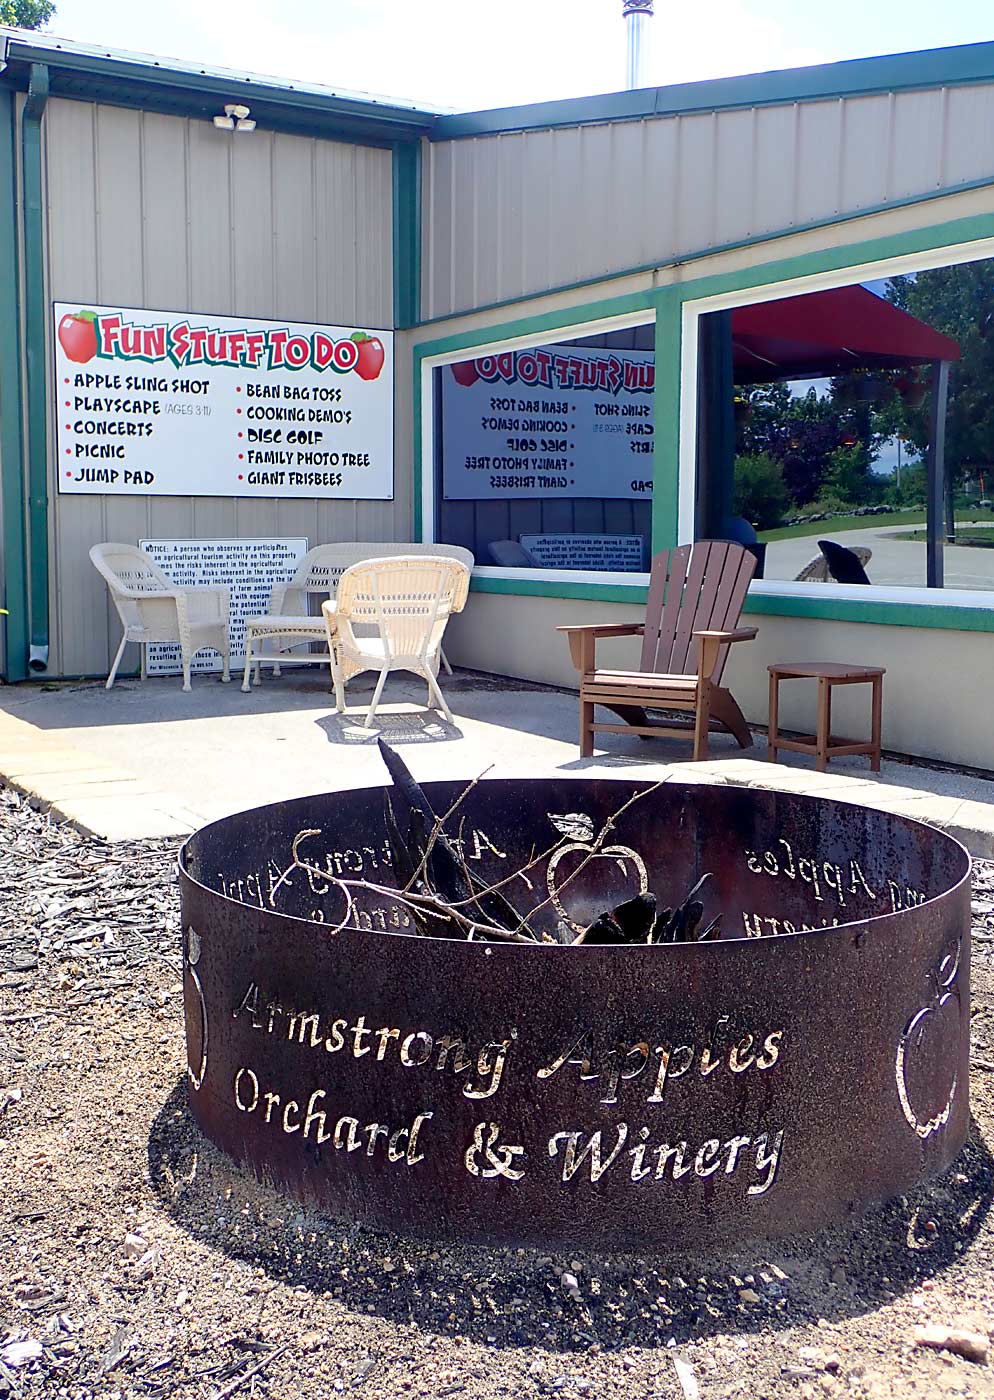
1, 783, 993, 1399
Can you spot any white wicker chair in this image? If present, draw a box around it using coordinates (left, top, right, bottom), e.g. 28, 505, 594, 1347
322, 556, 471, 727
89, 543, 231, 692
241, 544, 341, 692
242, 541, 474, 692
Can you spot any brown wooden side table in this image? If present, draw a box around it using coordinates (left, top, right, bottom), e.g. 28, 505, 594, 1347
768, 661, 885, 772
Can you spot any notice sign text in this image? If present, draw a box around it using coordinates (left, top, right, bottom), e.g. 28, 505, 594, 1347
140, 537, 307, 675
55, 303, 394, 499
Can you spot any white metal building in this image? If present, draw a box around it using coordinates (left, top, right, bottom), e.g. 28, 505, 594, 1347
3, 28, 994, 764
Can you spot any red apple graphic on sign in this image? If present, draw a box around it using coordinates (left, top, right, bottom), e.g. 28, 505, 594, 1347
450, 360, 480, 387
350, 331, 385, 382
58, 309, 99, 364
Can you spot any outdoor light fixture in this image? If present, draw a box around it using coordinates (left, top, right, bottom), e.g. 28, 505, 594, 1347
212, 103, 256, 132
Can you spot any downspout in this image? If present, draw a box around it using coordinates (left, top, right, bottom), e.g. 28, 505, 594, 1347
22, 63, 49, 672
0, 83, 29, 680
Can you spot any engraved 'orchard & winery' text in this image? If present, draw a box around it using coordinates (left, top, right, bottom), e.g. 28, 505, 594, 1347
229, 1064, 786, 1197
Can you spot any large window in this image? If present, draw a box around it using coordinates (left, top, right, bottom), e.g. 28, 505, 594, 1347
432, 322, 654, 574
694, 252, 994, 595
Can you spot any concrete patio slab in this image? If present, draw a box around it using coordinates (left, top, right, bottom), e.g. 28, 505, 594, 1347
0, 701, 199, 838
0, 671, 992, 854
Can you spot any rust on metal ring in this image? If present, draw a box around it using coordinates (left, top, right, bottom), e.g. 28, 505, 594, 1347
179, 778, 971, 1251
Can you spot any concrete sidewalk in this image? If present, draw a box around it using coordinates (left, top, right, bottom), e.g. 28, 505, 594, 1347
1, 670, 994, 853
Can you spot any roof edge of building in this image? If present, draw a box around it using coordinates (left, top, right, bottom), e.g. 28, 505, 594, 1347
431, 37, 994, 140
0, 27, 438, 142
3, 26, 994, 144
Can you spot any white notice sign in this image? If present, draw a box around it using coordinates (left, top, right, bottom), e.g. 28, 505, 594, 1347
139, 537, 308, 675
520, 533, 645, 572
441, 344, 654, 501
55, 303, 393, 499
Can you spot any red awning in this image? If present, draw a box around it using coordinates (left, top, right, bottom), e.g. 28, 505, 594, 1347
731, 284, 961, 384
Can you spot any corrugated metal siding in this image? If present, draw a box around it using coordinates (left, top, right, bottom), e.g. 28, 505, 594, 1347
424, 83, 994, 319
41, 97, 399, 677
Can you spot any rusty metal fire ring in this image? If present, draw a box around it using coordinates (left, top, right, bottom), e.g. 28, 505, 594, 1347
179, 777, 971, 1251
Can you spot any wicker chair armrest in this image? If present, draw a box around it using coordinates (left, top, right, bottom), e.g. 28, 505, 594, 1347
114, 585, 182, 602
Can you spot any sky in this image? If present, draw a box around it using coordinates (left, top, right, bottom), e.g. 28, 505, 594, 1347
29, 0, 994, 112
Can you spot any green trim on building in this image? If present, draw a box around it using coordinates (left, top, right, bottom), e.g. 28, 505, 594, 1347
21, 64, 49, 667
432, 38, 994, 138
651, 290, 682, 552
470, 575, 649, 605
670, 211, 994, 306
0, 88, 29, 682
412, 354, 424, 540
743, 592, 994, 632
392, 140, 421, 330
466, 577, 994, 629
7, 29, 994, 149
412, 289, 657, 360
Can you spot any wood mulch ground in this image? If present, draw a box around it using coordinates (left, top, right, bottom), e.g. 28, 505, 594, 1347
1, 784, 993, 1399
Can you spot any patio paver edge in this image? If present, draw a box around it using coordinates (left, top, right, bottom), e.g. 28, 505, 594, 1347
0, 706, 198, 840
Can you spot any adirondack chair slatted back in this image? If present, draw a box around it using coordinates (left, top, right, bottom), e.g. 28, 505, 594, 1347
639, 541, 756, 683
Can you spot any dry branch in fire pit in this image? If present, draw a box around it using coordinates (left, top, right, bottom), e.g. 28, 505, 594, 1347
285, 742, 721, 946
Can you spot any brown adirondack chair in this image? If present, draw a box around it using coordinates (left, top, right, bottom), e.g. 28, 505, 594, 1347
558, 540, 758, 761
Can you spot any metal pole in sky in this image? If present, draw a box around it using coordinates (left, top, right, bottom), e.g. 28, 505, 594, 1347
622, 0, 654, 90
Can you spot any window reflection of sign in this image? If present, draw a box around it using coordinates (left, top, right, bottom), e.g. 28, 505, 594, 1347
520, 534, 645, 572
441, 345, 654, 501
139, 537, 308, 675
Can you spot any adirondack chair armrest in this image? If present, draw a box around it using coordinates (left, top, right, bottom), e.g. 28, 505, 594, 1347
693, 626, 758, 680
693, 627, 758, 643
557, 623, 644, 674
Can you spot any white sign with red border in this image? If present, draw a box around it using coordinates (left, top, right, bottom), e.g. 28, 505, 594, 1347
54, 303, 393, 499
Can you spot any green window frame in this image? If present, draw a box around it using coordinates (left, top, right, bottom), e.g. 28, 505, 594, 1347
413, 295, 662, 603
414, 205, 994, 629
